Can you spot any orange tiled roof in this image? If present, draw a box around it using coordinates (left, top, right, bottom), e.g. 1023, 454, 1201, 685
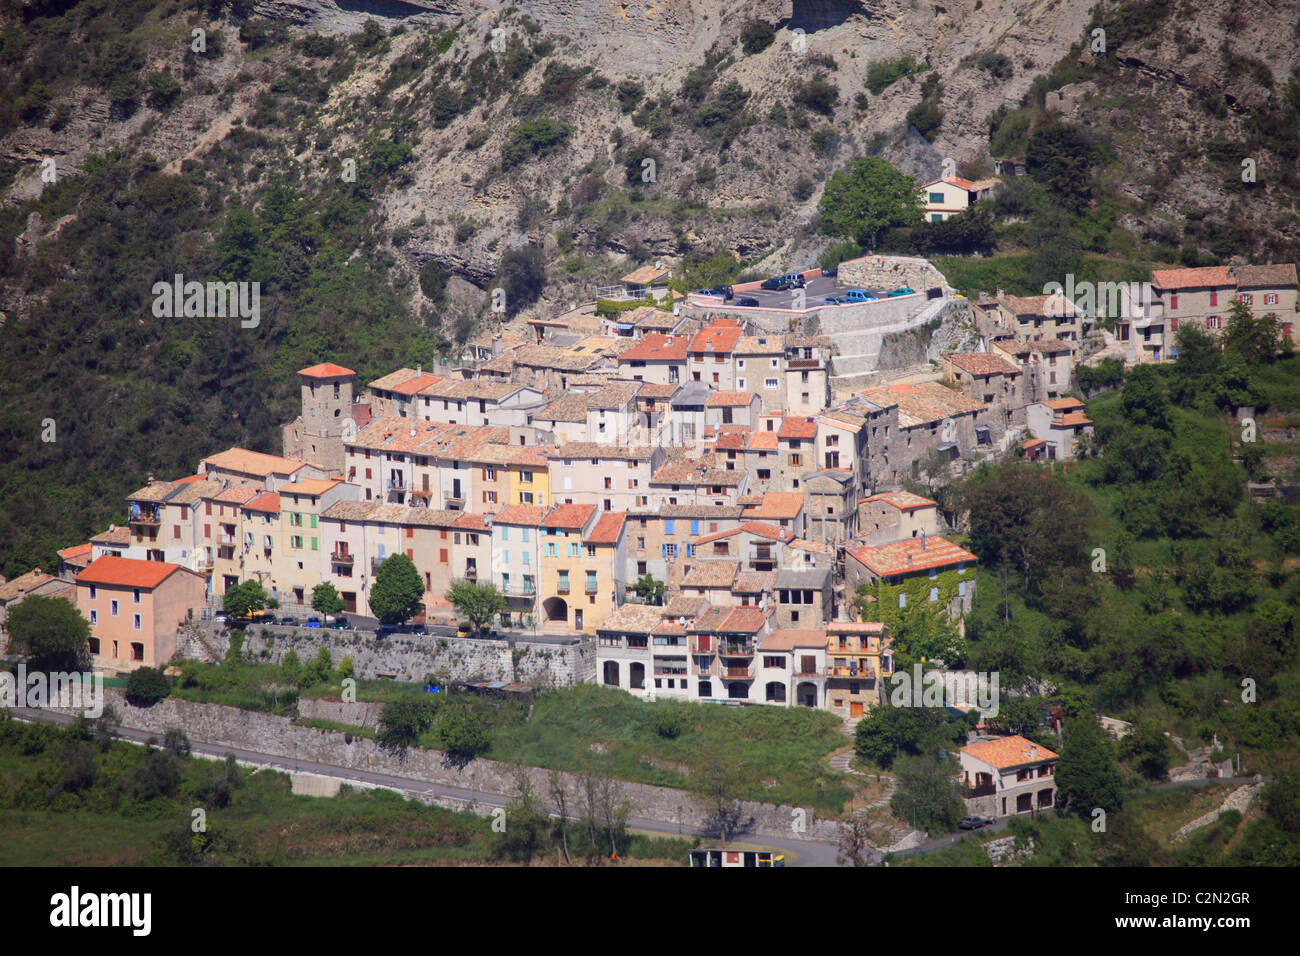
689, 324, 743, 355
947, 352, 1021, 377
492, 504, 547, 526
299, 362, 355, 378
961, 734, 1058, 769
1151, 266, 1234, 291
202, 447, 306, 478
212, 485, 260, 505
858, 491, 937, 511
545, 503, 596, 530
848, 537, 977, 577
618, 333, 688, 363
57, 543, 93, 561
283, 477, 343, 496
244, 492, 281, 513
1042, 398, 1084, 410
1054, 412, 1093, 427
779, 417, 817, 440
743, 492, 804, 520
77, 555, 184, 589
621, 264, 671, 285
707, 390, 757, 408
585, 512, 626, 545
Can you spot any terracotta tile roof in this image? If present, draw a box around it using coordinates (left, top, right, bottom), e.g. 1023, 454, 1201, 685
1233, 263, 1297, 289
0, 568, 56, 602
827, 621, 887, 634
663, 594, 710, 619
91, 526, 132, 546
961, 734, 1058, 770
734, 335, 784, 355
635, 383, 679, 399
743, 492, 804, 521
651, 458, 743, 486
689, 324, 743, 355
947, 351, 1021, 376
621, 264, 671, 285
212, 485, 260, 505
57, 543, 92, 561
545, 503, 596, 530
587, 382, 641, 409
819, 410, 868, 430
1053, 412, 1094, 427
389, 372, 445, 396
554, 443, 656, 461
400, 508, 475, 529
77, 555, 184, 589
779, 417, 817, 440
584, 512, 626, 545
489, 504, 547, 526
716, 606, 768, 634
761, 629, 828, 651
920, 175, 977, 190
299, 362, 355, 378
368, 368, 420, 391
1042, 398, 1085, 410
617, 332, 688, 362
472, 444, 551, 467
166, 480, 224, 505
320, 501, 408, 523
714, 431, 750, 451
513, 345, 604, 372
682, 560, 740, 588
597, 603, 667, 633
848, 537, 977, 577
127, 481, 179, 504
707, 390, 757, 408
202, 447, 306, 478
788, 538, 834, 553
281, 477, 344, 497
740, 521, 792, 541
746, 431, 779, 451
536, 392, 592, 423
1151, 266, 1234, 291
858, 491, 937, 511
1020, 438, 1046, 450
244, 492, 280, 513
1001, 293, 1080, 317
858, 382, 982, 428
452, 512, 489, 531
733, 571, 774, 592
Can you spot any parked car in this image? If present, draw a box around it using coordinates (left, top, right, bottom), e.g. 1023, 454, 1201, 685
781, 272, 806, 288
959, 815, 995, 830
822, 266, 838, 278
279, 615, 295, 626
887, 285, 915, 297
760, 276, 789, 291
304, 616, 322, 628
844, 289, 877, 303
821, 296, 843, 305
456, 623, 474, 638
718, 285, 733, 300
694, 288, 725, 297
334, 618, 354, 631
230, 609, 274, 625
735, 296, 760, 307
214, 609, 227, 621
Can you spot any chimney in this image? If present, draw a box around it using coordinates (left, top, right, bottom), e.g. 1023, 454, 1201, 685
147, 473, 155, 484
906, 553, 913, 566
921, 532, 927, 550
417, 364, 422, 377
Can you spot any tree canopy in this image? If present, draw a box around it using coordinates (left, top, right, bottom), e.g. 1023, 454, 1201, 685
370, 554, 424, 625
7, 594, 91, 672
445, 579, 507, 633
818, 157, 923, 249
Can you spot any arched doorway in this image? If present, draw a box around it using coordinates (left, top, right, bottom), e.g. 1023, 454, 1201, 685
630, 662, 645, 690
602, 661, 620, 687
543, 596, 567, 623
796, 681, 818, 707
728, 682, 749, 700
765, 682, 786, 703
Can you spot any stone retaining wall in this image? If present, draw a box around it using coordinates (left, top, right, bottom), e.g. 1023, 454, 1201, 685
44, 688, 842, 844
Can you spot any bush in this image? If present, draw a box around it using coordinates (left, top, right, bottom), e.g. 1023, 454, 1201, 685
501, 120, 570, 170
125, 667, 170, 707
740, 19, 776, 55
651, 706, 689, 740
976, 52, 1013, 79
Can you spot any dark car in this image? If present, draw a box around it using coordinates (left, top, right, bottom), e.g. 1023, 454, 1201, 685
719, 285, 734, 300
735, 296, 760, 307
959, 815, 995, 830
694, 288, 724, 297
304, 616, 322, 628
760, 276, 789, 291
333, 617, 354, 631
280, 615, 295, 626
822, 266, 838, 278
376, 624, 396, 638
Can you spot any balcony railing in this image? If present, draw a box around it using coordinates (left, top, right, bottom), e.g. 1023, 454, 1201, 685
718, 642, 754, 657
827, 665, 876, 679
387, 478, 405, 489
331, 551, 354, 565
721, 665, 754, 679
963, 781, 997, 798
464, 567, 478, 579
129, 509, 161, 526
693, 659, 718, 676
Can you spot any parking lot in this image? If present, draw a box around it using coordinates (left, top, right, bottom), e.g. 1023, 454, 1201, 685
694, 273, 899, 311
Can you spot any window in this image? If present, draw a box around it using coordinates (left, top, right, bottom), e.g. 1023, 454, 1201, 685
557, 570, 569, 592
132, 588, 141, 603
586, 570, 598, 592
928, 191, 944, 203
131, 643, 144, 662
1169, 293, 1178, 310
520, 470, 532, 484
111, 599, 119, 616
311, 537, 318, 550
500, 526, 509, 541
133, 613, 142, 630
1266, 293, 1278, 305
173, 525, 180, 539
764, 378, 779, 389
1239, 293, 1253, 305
737, 378, 746, 390
665, 520, 675, 535
789, 453, 801, 467
90, 609, 97, 624
1206, 315, 1221, 329
586, 545, 596, 557
1209, 291, 1218, 307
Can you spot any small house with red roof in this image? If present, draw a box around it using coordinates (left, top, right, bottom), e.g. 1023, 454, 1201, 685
844, 535, 978, 620
959, 734, 1059, 818
76, 555, 207, 671
1026, 397, 1093, 460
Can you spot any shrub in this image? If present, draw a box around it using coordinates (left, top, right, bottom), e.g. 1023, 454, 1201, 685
501, 119, 570, 169
740, 19, 776, 55
125, 667, 170, 707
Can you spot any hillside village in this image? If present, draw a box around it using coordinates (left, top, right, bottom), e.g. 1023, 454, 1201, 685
4, 249, 1296, 756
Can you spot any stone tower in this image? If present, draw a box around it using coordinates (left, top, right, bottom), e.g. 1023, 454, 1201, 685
281, 363, 356, 474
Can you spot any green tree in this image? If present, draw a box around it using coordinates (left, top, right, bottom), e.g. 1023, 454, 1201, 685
1055, 713, 1124, 816
853, 703, 961, 769
889, 756, 964, 833
125, 666, 170, 707
445, 579, 507, 633
740, 19, 776, 55
311, 581, 345, 619
1263, 770, 1300, 834
496, 244, 547, 316
1119, 364, 1172, 431
377, 698, 438, 753
1025, 122, 1093, 212
222, 580, 268, 618
436, 702, 491, 764
818, 157, 923, 249
1222, 299, 1283, 364
1121, 718, 1173, 780
370, 554, 424, 625
494, 770, 552, 864
6, 594, 91, 672
630, 574, 665, 606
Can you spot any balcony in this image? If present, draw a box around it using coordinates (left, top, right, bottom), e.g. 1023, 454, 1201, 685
503, 582, 536, 598
387, 477, 406, 490
718, 642, 754, 657
693, 659, 718, 677
721, 664, 755, 679
331, 551, 354, 566
464, 566, 478, 580
129, 509, 161, 527
827, 664, 876, 679
963, 780, 997, 798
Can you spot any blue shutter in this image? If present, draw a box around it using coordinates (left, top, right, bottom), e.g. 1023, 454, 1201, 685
661, 544, 667, 558
665, 519, 674, 535
690, 520, 699, 535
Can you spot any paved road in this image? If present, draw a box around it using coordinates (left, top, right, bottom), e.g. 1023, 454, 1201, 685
693, 275, 900, 311
15, 708, 843, 867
